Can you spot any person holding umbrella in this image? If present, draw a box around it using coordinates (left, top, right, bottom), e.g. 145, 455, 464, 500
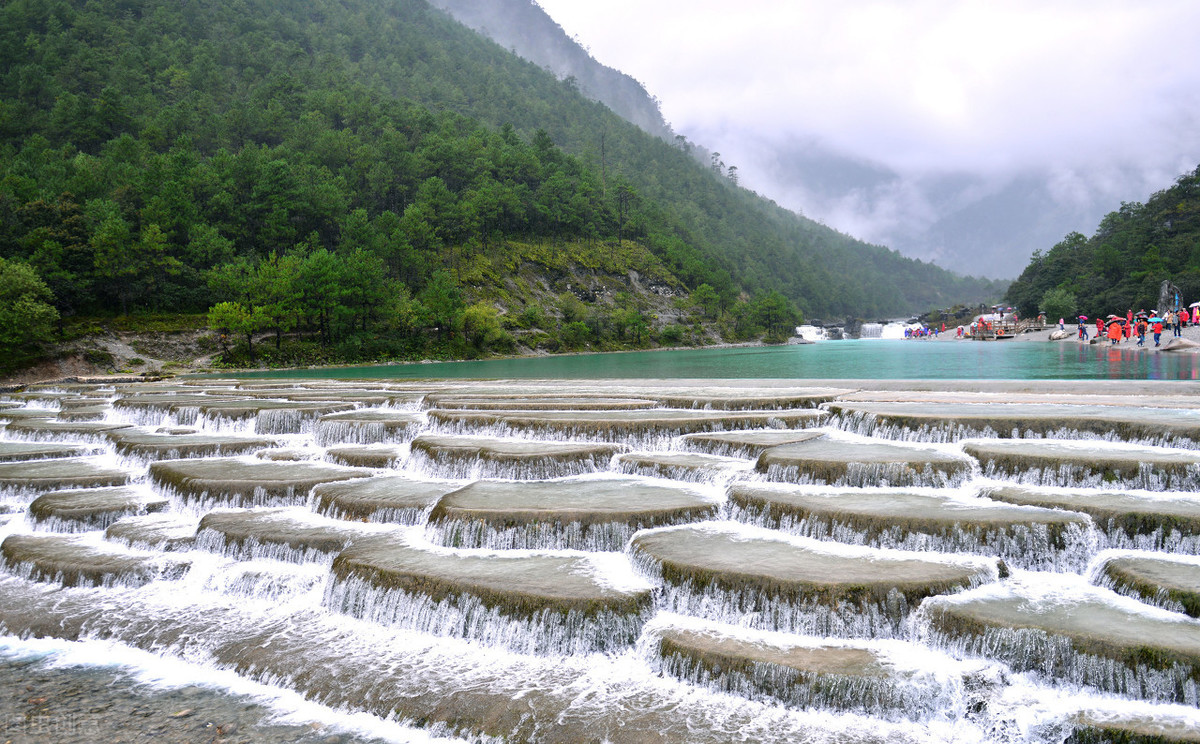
1151, 315, 1164, 346
1078, 315, 1089, 340
1106, 318, 1123, 344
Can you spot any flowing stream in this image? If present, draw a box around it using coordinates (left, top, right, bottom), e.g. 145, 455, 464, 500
3, 377, 1200, 743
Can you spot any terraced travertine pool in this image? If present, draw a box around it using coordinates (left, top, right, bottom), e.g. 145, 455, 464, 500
3, 377, 1200, 743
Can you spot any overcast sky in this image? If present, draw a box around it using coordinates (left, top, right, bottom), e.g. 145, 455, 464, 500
534, 0, 1200, 271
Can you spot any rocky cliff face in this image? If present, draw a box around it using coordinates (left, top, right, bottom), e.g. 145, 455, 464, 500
426, 0, 673, 139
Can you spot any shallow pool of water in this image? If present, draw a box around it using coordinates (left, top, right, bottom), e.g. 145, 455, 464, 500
224, 340, 1200, 381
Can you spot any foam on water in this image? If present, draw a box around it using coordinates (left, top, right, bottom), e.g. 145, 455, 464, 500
0, 634, 476, 744
729, 504, 1094, 573
6, 379, 1200, 741
427, 415, 692, 452
427, 519, 641, 551
973, 478, 1200, 553
927, 569, 1196, 621
1086, 549, 1200, 616
3, 570, 1187, 743
188, 556, 330, 605
829, 409, 1200, 451
403, 445, 620, 481
631, 521, 997, 639
0, 576, 998, 742
313, 411, 424, 447
916, 571, 1200, 705
642, 612, 987, 720
194, 508, 398, 566
615, 451, 754, 486
323, 575, 648, 656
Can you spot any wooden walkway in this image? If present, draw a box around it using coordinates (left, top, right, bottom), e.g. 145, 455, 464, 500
971, 318, 1045, 340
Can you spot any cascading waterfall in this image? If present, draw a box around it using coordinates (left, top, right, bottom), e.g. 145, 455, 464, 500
3, 380, 1200, 742
827, 409, 1200, 451
978, 460, 1200, 491
759, 460, 971, 488
403, 447, 620, 481
193, 527, 344, 566
726, 501, 1097, 573
426, 518, 647, 551
322, 572, 652, 656
916, 609, 1200, 707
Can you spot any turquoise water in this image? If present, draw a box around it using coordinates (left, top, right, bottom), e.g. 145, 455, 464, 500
226, 340, 1200, 381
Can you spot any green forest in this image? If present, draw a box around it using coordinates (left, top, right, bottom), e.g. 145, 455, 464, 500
0, 0, 1004, 371
1006, 166, 1200, 320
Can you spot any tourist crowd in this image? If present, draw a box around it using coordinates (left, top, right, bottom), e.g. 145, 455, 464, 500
1069, 306, 1198, 347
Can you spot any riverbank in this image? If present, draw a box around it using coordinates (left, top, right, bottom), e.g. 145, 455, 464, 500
0, 319, 770, 388
920, 320, 1200, 350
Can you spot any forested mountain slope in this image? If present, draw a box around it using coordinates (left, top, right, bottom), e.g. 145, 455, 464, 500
1006, 166, 1200, 318
0, 0, 1002, 360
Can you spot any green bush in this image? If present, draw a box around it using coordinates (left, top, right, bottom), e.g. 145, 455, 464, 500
1040, 287, 1078, 323
0, 258, 60, 373
83, 348, 116, 368
560, 321, 592, 350
515, 304, 547, 329
657, 324, 687, 346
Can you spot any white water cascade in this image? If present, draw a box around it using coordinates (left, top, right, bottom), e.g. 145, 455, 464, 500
794, 325, 829, 342
2, 379, 1200, 743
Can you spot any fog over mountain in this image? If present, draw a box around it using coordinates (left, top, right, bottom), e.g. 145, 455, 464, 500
465, 0, 1200, 281
695, 132, 1192, 279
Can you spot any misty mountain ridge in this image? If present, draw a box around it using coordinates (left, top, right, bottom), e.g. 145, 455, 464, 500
443, 0, 1160, 280
736, 136, 1146, 278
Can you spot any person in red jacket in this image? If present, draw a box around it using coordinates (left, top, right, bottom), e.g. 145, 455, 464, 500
1106, 320, 1122, 344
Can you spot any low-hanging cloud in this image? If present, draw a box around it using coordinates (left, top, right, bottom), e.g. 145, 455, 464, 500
536, 0, 1200, 276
